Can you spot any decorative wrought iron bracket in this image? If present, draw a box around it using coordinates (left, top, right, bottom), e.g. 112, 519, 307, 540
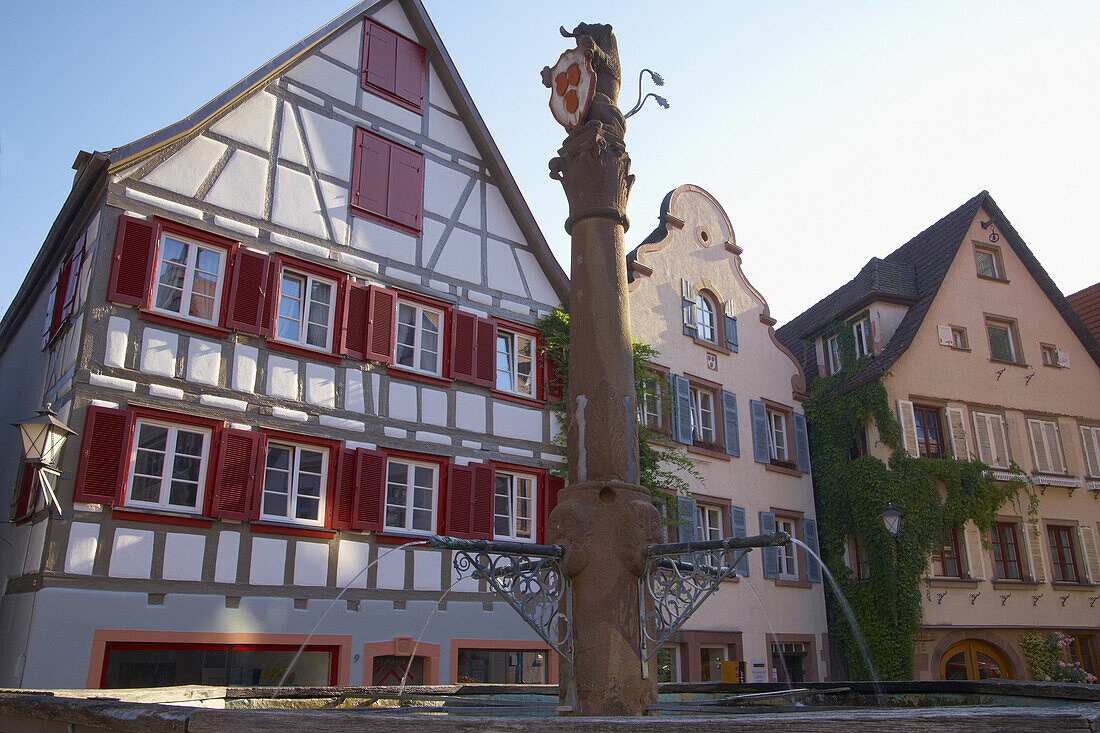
428, 536, 573, 678
638, 531, 790, 678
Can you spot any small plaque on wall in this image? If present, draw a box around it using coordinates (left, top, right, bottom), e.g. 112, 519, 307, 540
706, 353, 718, 371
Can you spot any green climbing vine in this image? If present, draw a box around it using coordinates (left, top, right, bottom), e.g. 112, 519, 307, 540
537, 308, 699, 520
802, 321, 1033, 680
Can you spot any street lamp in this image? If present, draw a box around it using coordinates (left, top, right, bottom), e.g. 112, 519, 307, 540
11, 404, 76, 517
878, 504, 903, 536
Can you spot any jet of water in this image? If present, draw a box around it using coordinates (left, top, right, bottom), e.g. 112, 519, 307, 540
396, 575, 467, 700
742, 576, 792, 690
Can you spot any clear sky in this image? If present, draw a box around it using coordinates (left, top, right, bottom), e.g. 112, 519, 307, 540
2, 1, 1098, 325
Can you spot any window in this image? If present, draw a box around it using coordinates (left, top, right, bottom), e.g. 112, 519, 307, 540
934, 527, 963, 578
913, 406, 944, 459
494, 471, 536, 542
1041, 344, 1057, 367
777, 519, 798, 580
275, 269, 335, 350
456, 648, 547, 684
637, 372, 664, 431
990, 523, 1022, 580
261, 443, 328, 525
700, 646, 725, 683
852, 317, 872, 358
1028, 418, 1066, 474
102, 642, 337, 688
848, 425, 869, 460
151, 233, 225, 325
495, 329, 536, 396
972, 411, 1010, 468
361, 19, 426, 114
126, 420, 210, 513
1081, 425, 1100, 478
394, 300, 443, 375
951, 326, 969, 350
351, 127, 424, 233
825, 335, 841, 375
656, 646, 680, 683
383, 458, 438, 535
1048, 526, 1081, 583
695, 294, 717, 343
767, 409, 788, 462
696, 505, 723, 542
690, 386, 717, 444
848, 535, 871, 581
986, 317, 1021, 363
940, 639, 1013, 680
975, 245, 1004, 280
1068, 635, 1097, 678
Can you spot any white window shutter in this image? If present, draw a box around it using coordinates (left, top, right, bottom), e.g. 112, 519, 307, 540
1024, 520, 1046, 583
1081, 426, 1100, 478
1029, 420, 1052, 473
963, 522, 985, 580
937, 325, 953, 346
1055, 347, 1070, 368
1043, 421, 1065, 473
973, 413, 994, 465
946, 407, 969, 460
990, 415, 1010, 469
1077, 525, 1100, 584
897, 400, 919, 457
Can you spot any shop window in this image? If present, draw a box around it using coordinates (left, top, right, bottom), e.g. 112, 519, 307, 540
371, 655, 424, 685
772, 642, 807, 684
699, 646, 725, 683
941, 639, 1013, 681
456, 648, 547, 684
102, 643, 337, 688
126, 419, 211, 513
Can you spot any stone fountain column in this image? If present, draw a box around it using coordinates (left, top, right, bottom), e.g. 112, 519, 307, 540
544, 24, 662, 717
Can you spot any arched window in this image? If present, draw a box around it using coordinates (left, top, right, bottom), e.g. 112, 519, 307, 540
695, 294, 717, 343
940, 639, 1014, 680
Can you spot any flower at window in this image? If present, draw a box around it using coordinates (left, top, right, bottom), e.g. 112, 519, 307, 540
494, 472, 535, 541
153, 234, 224, 324
262, 443, 326, 524
127, 420, 209, 512
395, 302, 442, 375
496, 330, 535, 395
277, 271, 334, 349
695, 294, 717, 343
384, 459, 436, 534
689, 387, 716, 443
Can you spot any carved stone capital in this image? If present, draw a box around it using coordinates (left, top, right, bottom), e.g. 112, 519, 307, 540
549, 121, 634, 234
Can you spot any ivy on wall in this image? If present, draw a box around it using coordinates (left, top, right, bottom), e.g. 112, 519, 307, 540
802, 323, 1030, 680
537, 308, 699, 517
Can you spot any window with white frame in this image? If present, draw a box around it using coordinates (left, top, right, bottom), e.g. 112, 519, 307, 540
767, 409, 788, 462
494, 471, 536, 542
986, 317, 1021, 363
689, 386, 717, 444
275, 269, 336, 350
261, 442, 327, 525
495, 329, 536, 396
696, 503, 724, 567
383, 458, 437, 534
151, 233, 225, 324
1080, 425, 1100, 478
1028, 418, 1066, 474
695, 293, 717, 343
975, 245, 1004, 280
126, 419, 210, 512
852, 317, 872, 358
777, 519, 798, 579
637, 373, 664, 430
825, 335, 841, 375
394, 300, 443, 375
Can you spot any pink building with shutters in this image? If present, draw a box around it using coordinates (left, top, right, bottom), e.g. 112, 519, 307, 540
626, 185, 829, 684
0, 0, 570, 690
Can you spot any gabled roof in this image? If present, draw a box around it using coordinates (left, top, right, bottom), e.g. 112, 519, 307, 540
776, 191, 1100, 393
1067, 282, 1100, 344
0, 0, 568, 352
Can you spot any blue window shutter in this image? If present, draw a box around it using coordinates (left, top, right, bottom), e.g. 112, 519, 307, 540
681, 279, 696, 336
677, 496, 697, 542
671, 374, 692, 445
721, 390, 740, 457
793, 412, 811, 474
730, 505, 749, 576
804, 517, 822, 583
760, 511, 779, 578
723, 301, 738, 352
750, 399, 769, 464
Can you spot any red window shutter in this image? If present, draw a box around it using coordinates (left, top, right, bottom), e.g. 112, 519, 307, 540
540, 475, 565, 544
471, 463, 495, 540
363, 21, 398, 94
351, 128, 391, 217
451, 311, 477, 382
394, 35, 426, 111
474, 318, 497, 388
386, 144, 423, 231
365, 285, 397, 363
211, 429, 264, 521
107, 215, 160, 307
445, 464, 475, 539
352, 448, 386, 532
73, 406, 134, 505
49, 258, 72, 339
11, 463, 36, 520
332, 447, 357, 531
225, 249, 272, 334
259, 256, 281, 337
342, 281, 370, 360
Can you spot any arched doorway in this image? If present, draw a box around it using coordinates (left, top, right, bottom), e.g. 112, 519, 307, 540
940, 639, 1014, 680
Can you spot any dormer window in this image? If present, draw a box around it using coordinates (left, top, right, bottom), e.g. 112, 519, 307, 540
825, 335, 841, 375
852, 317, 872, 358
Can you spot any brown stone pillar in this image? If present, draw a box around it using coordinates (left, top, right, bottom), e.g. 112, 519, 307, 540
545, 121, 661, 715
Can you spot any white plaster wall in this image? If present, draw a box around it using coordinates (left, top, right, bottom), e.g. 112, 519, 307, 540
374, 546, 406, 590
205, 150, 268, 220
336, 539, 370, 589
214, 531, 240, 584
108, 529, 154, 579
305, 363, 336, 407
186, 338, 222, 386
388, 381, 418, 422
249, 537, 287, 585
455, 392, 486, 432
65, 522, 99, 575
162, 533, 205, 582
140, 328, 178, 378
433, 228, 482, 283
294, 541, 329, 587
210, 92, 277, 150
272, 166, 328, 239
412, 550, 441, 590
267, 355, 299, 400
492, 402, 542, 443
420, 388, 447, 426
345, 369, 365, 413
233, 343, 258, 392
143, 137, 227, 197
104, 317, 130, 368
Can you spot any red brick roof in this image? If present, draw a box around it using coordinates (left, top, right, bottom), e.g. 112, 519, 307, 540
1067, 282, 1100, 344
